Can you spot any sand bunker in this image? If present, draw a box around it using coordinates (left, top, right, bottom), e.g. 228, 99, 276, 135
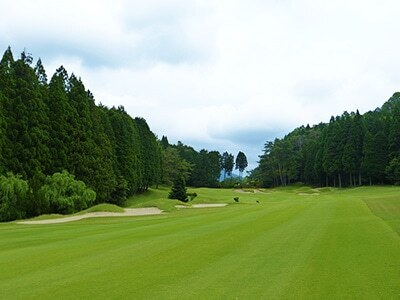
234, 189, 252, 194
235, 189, 269, 194
17, 207, 163, 225
298, 193, 320, 196
175, 203, 228, 208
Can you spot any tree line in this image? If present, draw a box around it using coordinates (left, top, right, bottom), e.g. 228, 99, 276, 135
250, 93, 400, 187
0, 47, 161, 220
159, 136, 248, 188
0, 47, 249, 221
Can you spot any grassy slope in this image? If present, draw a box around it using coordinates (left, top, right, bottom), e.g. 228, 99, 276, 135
1, 186, 400, 299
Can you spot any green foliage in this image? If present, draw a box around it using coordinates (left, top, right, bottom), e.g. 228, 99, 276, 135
110, 176, 129, 206
191, 149, 221, 187
220, 177, 241, 188
39, 171, 96, 214
251, 96, 400, 187
168, 176, 188, 202
161, 147, 192, 185
0, 173, 29, 221
0, 47, 165, 219
385, 157, 400, 184
221, 151, 234, 179
186, 192, 198, 201
135, 117, 162, 191
160, 135, 169, 149
235, 151, 248, 178
362, 131, 388, 184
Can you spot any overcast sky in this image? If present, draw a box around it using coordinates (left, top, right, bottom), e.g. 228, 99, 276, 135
1, 0, 400, 170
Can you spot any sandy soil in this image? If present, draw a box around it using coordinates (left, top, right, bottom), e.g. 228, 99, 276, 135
17, 207, 163, 225
175, 203, 228, 208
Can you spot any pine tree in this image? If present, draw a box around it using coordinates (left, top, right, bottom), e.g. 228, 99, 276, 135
362, 131, 388, 185
160, 136, 170, 149
235, 151, 248, 179
46, 66, 72, 174
323, 116, 344, 187
168, 176, 187, 202
34, 58, 47, 85
135, 117, 162, 191
108, 107, 142, 195
5, 51, 50, 179
221, 152, 234, 180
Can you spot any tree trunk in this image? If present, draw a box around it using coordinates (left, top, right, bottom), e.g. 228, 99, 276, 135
369, 177, 372, 186
349, 172, 352, 187
353, 174, 356, 186
333, 176, 336, 187
338, 173, 342, 188
326, 175, 329, 187
358, 172, 362, 186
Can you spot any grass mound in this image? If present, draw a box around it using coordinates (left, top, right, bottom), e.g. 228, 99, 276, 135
316, 187, 336, 193
78, 203, 125, 214
125, 187, 180, 212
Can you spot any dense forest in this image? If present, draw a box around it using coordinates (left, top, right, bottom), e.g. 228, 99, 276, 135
0, 47, 163, 220
250, 93, 400, 187
0, 47, 246, 221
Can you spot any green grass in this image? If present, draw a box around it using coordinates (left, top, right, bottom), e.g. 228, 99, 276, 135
363, 190, 400, 235
78, 203, 125, 214
1, 186, 400, 299
18, 203, 126, 222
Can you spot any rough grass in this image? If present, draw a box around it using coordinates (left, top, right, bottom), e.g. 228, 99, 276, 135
363, 193, 400, 235
1, 186, 400, 299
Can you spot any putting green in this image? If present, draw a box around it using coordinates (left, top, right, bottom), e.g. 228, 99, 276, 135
1, 186, 399, 299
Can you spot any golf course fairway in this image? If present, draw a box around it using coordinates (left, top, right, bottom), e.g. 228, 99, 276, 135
1, 186, 400, 299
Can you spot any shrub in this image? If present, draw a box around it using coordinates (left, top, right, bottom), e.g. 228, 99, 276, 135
168, 176, 188, 202
187, 192, 198, 201
234, 197, 239, 202
110, 176, 128, 205
40, 171, 96, 214
0, 173, 29, 221
386, 157, 400, 184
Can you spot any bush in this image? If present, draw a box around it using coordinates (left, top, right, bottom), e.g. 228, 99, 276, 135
168, 176, 188, 202
40, 171, 96, 214
386, 157, 400, 184
187, 192, 198, 201
110, 176, 128, 205
234, 197, 239, 202
220, 178, 241, 188
0, 173, 29, 221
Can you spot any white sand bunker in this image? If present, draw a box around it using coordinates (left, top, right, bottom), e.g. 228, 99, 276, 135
17, 207, 163, 225
234, 189, 252, 194
235, 189, 269, 194
298, 193, 320, 196
176, 203, 228, 208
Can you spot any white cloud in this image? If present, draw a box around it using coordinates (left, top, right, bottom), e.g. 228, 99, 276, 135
1, 0, 400, 169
